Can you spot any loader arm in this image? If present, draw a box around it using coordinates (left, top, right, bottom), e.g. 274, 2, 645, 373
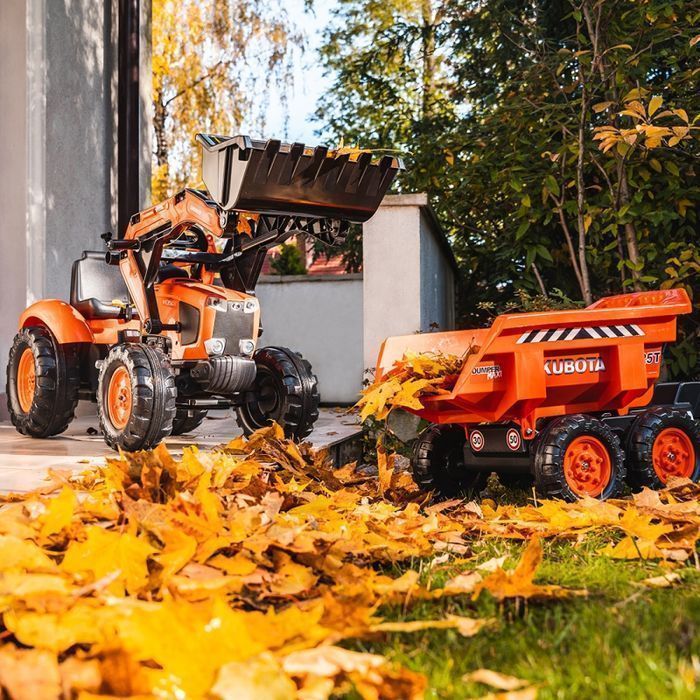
111, 134, 403, 334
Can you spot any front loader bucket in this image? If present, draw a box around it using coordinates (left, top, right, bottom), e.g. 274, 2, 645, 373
197, 134, 403, 222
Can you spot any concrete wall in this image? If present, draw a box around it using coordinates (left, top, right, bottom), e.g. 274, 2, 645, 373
256, 275, 364, 404
362, 193, 457, 373
419, 207, 455, 331
43, 1, 115, 299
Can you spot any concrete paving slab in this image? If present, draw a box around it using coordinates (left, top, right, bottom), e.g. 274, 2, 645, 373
0, 408, 362, 493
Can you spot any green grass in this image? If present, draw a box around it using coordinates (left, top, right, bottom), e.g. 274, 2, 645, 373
345, 537, 700, 699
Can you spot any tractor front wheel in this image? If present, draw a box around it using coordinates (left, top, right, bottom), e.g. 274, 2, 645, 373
533, 414, 625, 501
6, 326, 80, 438
411, 424, 484, 498
97, 344, 176, 451
235, 346, 319, 440
626, 407, 700, 489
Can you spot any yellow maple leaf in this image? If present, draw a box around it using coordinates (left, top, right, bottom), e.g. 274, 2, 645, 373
60, 527, 156, 596
37, 486, 77, 539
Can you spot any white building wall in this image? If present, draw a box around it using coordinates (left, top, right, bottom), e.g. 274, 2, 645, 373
256, 275, 364, 404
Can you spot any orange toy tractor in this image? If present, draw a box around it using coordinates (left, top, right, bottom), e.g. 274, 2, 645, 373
6, 135, 402, 451
377, 289, 700, 501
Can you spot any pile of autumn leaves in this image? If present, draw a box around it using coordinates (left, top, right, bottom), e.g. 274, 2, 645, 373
0, 426, 699, 699
357, 351, 466, 422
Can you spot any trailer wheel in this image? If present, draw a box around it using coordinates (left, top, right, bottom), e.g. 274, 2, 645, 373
171, 409, 208, 436
626, 407, 700, 489
533, 415, 625, 501
6, 327, 80, 438
411, 424, 484, 498
235, 347, 319, 440
97, 344, 177, 451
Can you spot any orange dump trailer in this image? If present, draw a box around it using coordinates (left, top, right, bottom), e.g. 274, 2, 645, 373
376, 290, 700, 501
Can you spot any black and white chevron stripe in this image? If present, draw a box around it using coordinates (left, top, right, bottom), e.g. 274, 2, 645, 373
516, 324, 644, 344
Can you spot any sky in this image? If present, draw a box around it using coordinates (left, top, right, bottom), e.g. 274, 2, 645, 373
251, 0, 336, 145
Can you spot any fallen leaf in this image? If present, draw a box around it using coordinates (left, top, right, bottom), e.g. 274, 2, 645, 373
464, 668, 531, 690
474, 538, 587, 601
637, 572, 682, 588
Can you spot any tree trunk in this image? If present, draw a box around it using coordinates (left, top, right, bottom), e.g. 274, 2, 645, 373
582, 0, 641, 290
617, 161, 642, 289
420, 0, 436, 120
153, 93, 168, 168
575, 70, 593, 305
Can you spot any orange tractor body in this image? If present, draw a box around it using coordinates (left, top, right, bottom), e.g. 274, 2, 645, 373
377, 289, 699, 501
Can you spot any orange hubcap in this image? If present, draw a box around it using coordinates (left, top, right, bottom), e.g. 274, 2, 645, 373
107, 366, 132, 430
563, 435, 612, 497
652, 428, 695, 482
17, 348, 36, 413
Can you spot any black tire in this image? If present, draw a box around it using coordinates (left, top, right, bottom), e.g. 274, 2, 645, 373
97, 343, 177, 451
533, 414, 625, 502
235, 346, 319, 440
171, 409, 208, 436
626, 407, 700, 490
411, 424, 485, 498
6, 326, 80, 438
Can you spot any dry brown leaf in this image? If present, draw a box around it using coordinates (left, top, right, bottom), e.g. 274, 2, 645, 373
0, 646, 61, 700
637, 572, 682, 588
474, 538, 587, 602
464, 668, 531, 690
370, 614, 492, 637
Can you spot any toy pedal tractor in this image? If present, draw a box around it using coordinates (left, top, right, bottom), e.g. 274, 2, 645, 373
6, 135, 402, 450
377, 290, 700, 501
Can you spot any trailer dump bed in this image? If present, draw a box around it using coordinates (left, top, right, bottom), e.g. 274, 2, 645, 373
197, 134, 403, 222
376, 289, 692, 434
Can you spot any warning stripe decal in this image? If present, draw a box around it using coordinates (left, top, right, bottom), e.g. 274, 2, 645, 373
517, 324, 645, 344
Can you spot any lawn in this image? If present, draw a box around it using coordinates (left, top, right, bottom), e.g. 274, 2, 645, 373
354, 535, 700, 699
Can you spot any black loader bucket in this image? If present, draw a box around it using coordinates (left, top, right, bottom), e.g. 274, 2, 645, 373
196, 134, 404, 223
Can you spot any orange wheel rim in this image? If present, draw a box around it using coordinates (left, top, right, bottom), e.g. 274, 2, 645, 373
17, 348, 36, 413
563, 435, 612, 497
107, 366, 132, 430
652, 428, 695, 483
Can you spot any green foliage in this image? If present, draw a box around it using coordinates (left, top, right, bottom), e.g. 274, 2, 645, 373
269, 243, 308, 276
317, 0, 700, 377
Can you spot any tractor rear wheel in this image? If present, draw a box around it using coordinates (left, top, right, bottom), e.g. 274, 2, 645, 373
533, 414, 625, 501
6, 326, 80, 438
171, 409, 208, 436
97, 344, 176, 451
411, 424, 485, 498
235, 346, 319, 440
626, 407, 700, 489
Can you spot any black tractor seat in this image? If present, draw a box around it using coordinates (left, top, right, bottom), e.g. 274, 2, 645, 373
70, 251, 133, 320
70, 251, 191, 320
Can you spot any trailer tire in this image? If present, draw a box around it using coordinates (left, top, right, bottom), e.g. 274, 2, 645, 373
97, 344, 177, 452
171, 409, 208, 436
533, 414, 625, 501
6, 327, 80, 438
411, 424, 485, 498
626, 407, 700, 489
235, 347, 319, 440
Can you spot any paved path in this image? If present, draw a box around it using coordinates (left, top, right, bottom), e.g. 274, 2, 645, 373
0, 408, 361, 493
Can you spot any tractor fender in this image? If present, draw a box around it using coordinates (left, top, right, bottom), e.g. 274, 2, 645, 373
19, 300, 93, 344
